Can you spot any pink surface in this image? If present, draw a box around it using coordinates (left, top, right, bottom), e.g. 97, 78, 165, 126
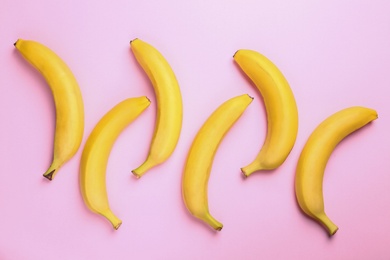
1, 0, 390, 259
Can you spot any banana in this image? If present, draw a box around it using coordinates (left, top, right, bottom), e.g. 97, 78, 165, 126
14, 39, 84, 180
130, 39, 183, 178
182, 94, 253, 230
80, 96, 150, 230
234, 50, 298, 177
295, 106, 378, 236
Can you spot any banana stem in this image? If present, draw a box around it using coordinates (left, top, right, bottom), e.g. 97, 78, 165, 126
202, 214, 223, 231
102, 210, 122, 230
316, 213, 338, 236
132, 158, 156, 178
241, 162, 264, 177
43, 163, 59, 181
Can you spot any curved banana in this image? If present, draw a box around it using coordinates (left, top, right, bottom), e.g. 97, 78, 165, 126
80, 97, 150, 230
130, 39, 183, 178
183, 94, 253, 230
15, 39, 84, 180
295, 106, 378, 236
234, 50, 298, 177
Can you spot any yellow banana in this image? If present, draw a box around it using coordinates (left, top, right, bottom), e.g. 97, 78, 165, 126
130, 39, 183, 178
295, 106, 378, 236
80, 96, 150, 230
15, 39, 84, 180
183, 94, 253, 230
234, 50, 298, 177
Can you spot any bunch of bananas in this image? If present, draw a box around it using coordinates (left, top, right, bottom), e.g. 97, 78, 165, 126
14, 38, 377, 236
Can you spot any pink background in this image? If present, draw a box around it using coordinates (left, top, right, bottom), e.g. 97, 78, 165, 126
1, 0, 390, 259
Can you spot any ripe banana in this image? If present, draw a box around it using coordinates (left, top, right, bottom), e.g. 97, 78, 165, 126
15, 39, 84, 180
130, 39, 183, 178
182, 94, 253, 230
80, 97, 150, 230
234, 50, 298, 177
295, 106, 378, 236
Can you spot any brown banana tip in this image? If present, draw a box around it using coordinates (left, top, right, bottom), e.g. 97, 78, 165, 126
13, 40, 18, 47
233, 50, 239, 58
130, 38, 138, 44
145, 96, 151, 103
216, 226, 223, 231
247, 94, 254, 100
114, 223, 122, 230
240, 168, 248, 178
43, 169, 56, 181
131, 170, 141, 179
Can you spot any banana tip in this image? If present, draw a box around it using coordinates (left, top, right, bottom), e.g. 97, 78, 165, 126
329, 227, 338, 236
130, 38, 138, 45
240, 168, 249, 178
114, 222, 122, 230
233, 50, 239, 58
13, 40, 18, 47
43, 169, 56, 181
131, 170, 141, 179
